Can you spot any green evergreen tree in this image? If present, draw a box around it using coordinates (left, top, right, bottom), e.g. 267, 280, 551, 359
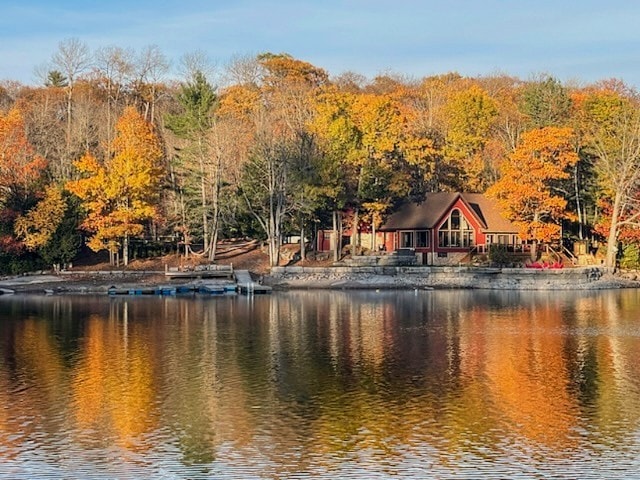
166, 71, 219, 256
521, 75, 572, 128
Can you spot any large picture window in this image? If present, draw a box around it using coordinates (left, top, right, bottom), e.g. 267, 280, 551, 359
416, 231, 429, 248
400, 230, 430, 248
400, 231, 414, 248
438, 209, 474, 248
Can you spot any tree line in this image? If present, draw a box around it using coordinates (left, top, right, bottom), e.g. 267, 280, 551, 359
2, 38, 640, 273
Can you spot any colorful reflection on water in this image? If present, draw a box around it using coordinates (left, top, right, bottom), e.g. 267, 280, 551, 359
1, 289, 640, 479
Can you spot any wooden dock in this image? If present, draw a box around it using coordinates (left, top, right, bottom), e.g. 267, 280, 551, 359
165, 266, 234, 280
105, 266, 271, 296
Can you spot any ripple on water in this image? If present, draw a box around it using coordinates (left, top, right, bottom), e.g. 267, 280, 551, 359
1, 292, 640, 478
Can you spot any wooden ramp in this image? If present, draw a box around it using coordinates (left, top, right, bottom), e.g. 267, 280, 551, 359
235, 270, 272, 295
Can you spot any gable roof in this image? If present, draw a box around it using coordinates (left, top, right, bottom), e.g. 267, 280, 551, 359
379, 192, 518, 233
460, 193, 519, 233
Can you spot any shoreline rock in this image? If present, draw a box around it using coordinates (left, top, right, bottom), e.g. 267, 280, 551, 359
264, 266, 640, 291
1, 266, 639, 295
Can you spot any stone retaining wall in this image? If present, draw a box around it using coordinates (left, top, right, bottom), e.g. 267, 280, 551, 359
266, 266, 615, 290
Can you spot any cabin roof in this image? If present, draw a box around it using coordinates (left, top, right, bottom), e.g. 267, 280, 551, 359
379, 192, 519, 233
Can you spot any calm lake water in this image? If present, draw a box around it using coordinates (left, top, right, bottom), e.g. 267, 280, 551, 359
1, 289, 640, 479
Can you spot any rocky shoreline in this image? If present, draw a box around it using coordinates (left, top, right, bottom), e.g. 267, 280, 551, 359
1, 266, 640, 295
264, 266, 640, 291
0, 271, 167, 295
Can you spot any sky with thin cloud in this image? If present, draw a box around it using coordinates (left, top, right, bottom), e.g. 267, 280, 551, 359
1, 0, 639, 87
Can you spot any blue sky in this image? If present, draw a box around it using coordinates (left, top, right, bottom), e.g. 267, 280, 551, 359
1, 0, 639, 87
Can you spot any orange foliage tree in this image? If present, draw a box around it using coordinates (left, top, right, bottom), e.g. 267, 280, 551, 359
66, 106, 164, 266
0, 108, 47, 205
487, 126, 578, 259
0, 107, 48, 257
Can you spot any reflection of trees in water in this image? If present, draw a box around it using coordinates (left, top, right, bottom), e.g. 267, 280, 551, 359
1, 290, 640, 472
72, 300, 159, 451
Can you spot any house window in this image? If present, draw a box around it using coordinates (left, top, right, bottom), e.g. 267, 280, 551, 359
400, 231, 414, 248
400, 230, 429, 248
438, 209, 475, 248
416, 231, 429, 248
487, 234, 518, 247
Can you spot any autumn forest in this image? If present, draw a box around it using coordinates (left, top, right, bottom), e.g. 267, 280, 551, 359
2, 38, 640, 273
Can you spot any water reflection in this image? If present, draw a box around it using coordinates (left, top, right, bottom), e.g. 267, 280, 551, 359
1, 290, 640, 478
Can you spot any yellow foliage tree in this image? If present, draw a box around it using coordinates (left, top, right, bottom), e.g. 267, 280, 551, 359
487, 126, 578, 259
444, 84, 498, 191
66, 107, 164, 265
14, 185, 66, 250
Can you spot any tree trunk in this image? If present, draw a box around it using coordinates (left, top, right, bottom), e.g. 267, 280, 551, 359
338, 212, 343, 259
208, 228, 219, 263
199, 140, 209, 251
207, 192, 220, 263
66, 88, 72, 157
530, 240, 538, 262
574, 163, 584, 240
531, 211, 539, 261
332, 210, 339, 262
605, 192, 622, 269
201, 174, 208, 252
372, 221, 377, 252
268, 203, 281, 267
300, 224, 306, 261
350, 207, 359, 256
207, 155, 222, 262
269, 235, 279, 267
123, 235, 129, 267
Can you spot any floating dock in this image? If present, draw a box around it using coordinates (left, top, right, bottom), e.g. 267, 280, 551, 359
108, 282, 237, 296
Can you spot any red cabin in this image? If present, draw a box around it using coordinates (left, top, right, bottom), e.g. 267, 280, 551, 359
316, 193, 522, 265
378, 193, 521, 265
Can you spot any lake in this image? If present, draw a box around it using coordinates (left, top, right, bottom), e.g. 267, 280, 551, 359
1, 289, 640, 479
